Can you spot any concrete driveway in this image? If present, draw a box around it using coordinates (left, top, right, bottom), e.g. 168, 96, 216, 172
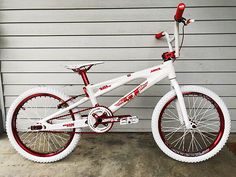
0, 133, 236, 177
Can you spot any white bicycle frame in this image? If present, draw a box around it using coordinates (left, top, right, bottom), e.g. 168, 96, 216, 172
38, 21, 191, 131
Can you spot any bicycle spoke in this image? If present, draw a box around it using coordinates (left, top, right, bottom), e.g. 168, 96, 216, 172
193, 96, 204, 118
42, 133, 47, 153
193, 99, 209, 120
165, 125, 184, 140
164, 110, 179, 120
171, 130, 187, 147
196, 104, 213, 122
195, 129, 211, 146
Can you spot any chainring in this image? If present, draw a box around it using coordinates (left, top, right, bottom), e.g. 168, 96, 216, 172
87, 106, 114, 133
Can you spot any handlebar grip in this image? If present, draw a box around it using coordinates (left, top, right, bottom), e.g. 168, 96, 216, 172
155, 31, 164, 39
174, 3, 186, 22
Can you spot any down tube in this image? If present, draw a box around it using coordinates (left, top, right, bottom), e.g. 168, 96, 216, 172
109, 71, 168, 113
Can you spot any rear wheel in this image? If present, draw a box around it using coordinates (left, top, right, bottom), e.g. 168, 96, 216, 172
6, 87, 81, 163
152, 86, 230, 163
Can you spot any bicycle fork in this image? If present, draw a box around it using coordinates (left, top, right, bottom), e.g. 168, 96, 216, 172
170, 79, 191, 129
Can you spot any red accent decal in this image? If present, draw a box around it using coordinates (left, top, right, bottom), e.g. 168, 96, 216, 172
63, 123, 74, 127
115, 82, 148, 106
151, 68, 161, 73
99, 85, 111, 90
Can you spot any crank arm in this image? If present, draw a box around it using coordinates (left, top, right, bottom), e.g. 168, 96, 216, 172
96, 115, 132, 124
97, 115, 139, 125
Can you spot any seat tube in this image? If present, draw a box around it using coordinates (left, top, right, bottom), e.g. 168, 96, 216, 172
78, 69, 98, 106
86, 85, 98, 107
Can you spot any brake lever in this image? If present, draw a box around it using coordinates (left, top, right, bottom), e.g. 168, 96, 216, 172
181, 18, 195, 26
186, 19, 195, 25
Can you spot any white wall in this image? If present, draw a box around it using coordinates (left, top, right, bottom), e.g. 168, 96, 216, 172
1, 0, 236, 131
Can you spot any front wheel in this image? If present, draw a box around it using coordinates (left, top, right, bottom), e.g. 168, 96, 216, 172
151, 85, 230, 163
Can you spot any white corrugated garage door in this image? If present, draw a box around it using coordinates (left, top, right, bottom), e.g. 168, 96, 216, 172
0, 0, 236, 131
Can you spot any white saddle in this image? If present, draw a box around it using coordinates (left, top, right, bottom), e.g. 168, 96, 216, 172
65, 61, 104, 71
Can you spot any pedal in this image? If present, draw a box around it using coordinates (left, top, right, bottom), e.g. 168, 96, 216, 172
120, 116, 139, 125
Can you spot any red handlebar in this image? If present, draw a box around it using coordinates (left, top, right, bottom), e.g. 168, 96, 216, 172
155, 3, 188, 40
174, 3, 186, 22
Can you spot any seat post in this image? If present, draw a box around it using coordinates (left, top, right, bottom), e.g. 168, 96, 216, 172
78, 69, 90, 86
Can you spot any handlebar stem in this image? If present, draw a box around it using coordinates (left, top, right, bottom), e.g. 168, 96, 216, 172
162, 32, 174, 52
161, 21, 179, 57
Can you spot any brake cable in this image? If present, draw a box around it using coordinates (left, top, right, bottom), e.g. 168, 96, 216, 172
179, 23, 185, 53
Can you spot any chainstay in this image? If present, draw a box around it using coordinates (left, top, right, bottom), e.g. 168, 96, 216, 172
34, 131, 107, 134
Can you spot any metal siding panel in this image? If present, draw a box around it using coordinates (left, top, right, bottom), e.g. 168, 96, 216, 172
0, 0, 236, 9
0, 35, 235, 48
0, 21, 235, 35
2, 60, 236, 73
4, 95, 236, 109
0, 8, 235, 22
1, 47, 236, 61
4, 85, 236, 97
3, 73, 236, 85
1, 0, 236, 131
5, 107, 236, 122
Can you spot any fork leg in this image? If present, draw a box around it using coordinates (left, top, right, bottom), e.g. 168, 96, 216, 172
170, 79, 191, 129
